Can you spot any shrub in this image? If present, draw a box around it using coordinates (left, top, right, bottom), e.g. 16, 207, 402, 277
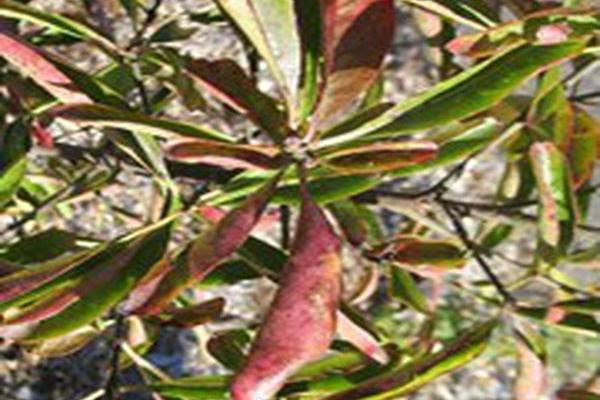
1, 0, 599, 399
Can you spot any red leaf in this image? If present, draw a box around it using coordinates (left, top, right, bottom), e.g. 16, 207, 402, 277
315, 0, 395, 128
130, 174, 281, 315
0, 31, 90, 103
165, 139, 284, 170
184, 59, 287, 138
231, 182, 342, 400
30, 121, 54, 149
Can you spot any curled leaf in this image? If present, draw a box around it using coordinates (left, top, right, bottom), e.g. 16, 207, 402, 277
231, 182, 342, 400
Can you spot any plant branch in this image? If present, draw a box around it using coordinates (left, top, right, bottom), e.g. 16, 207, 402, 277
440, 199, 516, 306
105, 312, 127, 400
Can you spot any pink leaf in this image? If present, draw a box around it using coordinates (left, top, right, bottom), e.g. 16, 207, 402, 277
231, 182, 342, 400
130, 174, 281, 315
315, 0, 395, 128
0, 31, 90, 103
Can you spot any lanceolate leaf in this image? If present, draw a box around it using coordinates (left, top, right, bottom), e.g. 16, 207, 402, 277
324, 319, 497, 400
369, 235, 466, 269
570, 110, 600, 188
0, 158, 26, 209
231, 180, 342, 400
183, 58, 287, 139
1, 220, 174, 341
0, 0, 117, 54
314, 0, 395, 128
0, 32, 90, 103
215, 0, 301, 119
51, 103, 232, 142
165, 139, 285, 170
322, 141, 439, 175
318, 41, 586, 147
529, 142, 576, 249
404, 0, 498, 30
131, 174, 281, 315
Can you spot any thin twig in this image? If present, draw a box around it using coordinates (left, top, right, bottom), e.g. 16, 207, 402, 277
440, 200, 516, 306
105, 312, 127, 400
280, 205, 291, 250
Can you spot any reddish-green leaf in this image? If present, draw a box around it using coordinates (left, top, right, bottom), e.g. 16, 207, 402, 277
324, 319, 497, 399
51, 103, 232, 142
337, 310, 389, 365
215, 0, 301, 119
165, 138, 284, 170
183, 58, 287, 139
155, 297, 225, 328
529, 142, 577, 248
130, 174, 281, 315
314, 0, 395, 128
0, 32, 90, 103
570, 110, 600, 188
370, 235, 466, 269
230, 181, 342, 400
322, 141, 439, 175
318, 41, 586, 147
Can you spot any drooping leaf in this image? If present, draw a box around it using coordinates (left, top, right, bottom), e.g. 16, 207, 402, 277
230, 179, 342, 400
324, 319, 497, 399
321, 141, 439, 175
388, 265, 430, 314
314, 0, 395, 128
529, 142, 577, 250
328, 200, 369, 246
570, 109, 600, 188
130, 174, 281, 315
514, 323, 547, 400
0, 32, 90, 103
318, 41, 586, 147
337, 309, 389, 365
215, 0, 302, 119
0, 157, 26, 209
51, 103, 232, 142
208, 330, 251, 371
164, 138, 285, 170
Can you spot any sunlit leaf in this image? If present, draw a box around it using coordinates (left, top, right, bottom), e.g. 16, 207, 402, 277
231, 179, 342, 400
51, 103, 232, 142
0, 32, 90, 103
314, 0, 395, 127
318, 41, 586, 147
322, 141, 439, 175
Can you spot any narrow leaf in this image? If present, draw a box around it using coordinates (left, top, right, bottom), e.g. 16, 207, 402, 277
322, 141, 439, 175
130, 174, 281, 315
0, 31, 90, 103
51, 103, 232, 142
165, 138, 284, 170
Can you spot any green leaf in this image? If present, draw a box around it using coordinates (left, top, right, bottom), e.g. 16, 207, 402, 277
321, 141, 439, 175
388, 265, 430, 315
324, 319, 498, 399
318, 41, 586, 147
369, 235, 466, 269
0, 157, 26, 209
51, 103, 233, 142
529, 142, 577, 252
405, 0, 499, 30
149, 376, 229, 399
0, 0, 117, 54
216, 0, 301, 118
207, 330, 250, 371
2, 219, 175, 341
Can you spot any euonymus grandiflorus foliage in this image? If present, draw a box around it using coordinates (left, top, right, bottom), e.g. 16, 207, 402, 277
1, 0, 600, 399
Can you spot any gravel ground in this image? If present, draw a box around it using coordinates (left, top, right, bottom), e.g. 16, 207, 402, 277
1, 2, 600, 400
